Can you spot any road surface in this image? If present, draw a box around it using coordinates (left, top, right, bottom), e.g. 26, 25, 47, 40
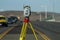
0, 21, 60, 40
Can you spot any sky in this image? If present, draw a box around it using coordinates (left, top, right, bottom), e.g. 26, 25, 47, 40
0, 0, 60, 13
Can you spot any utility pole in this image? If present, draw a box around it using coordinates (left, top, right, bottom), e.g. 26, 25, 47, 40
41, 5, 47, 19
45, 7, 47, 19
40, 13, 41, 21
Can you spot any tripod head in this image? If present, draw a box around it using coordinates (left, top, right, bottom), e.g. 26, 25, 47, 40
23, 5, 31, 22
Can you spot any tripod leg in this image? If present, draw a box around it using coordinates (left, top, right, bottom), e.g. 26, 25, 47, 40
20, 22, 25, 37
29, 22, 38, 40
19, 22, 28, 40
23, 23, 28, 39
19, 22, 25, 40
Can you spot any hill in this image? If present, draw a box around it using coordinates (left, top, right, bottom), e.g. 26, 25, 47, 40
0, 11, 60, 21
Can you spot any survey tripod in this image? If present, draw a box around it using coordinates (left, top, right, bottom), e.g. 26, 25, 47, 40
19, 5, 38, 40
19, 17, 38, 40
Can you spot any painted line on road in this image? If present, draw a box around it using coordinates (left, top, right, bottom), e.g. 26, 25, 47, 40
35, 29, 51, 40
28, 22, 51, 40
0, 25, 18, 40
28, 25, 50, 40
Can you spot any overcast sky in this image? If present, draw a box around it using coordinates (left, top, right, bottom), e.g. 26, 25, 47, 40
0, 0, 60, 13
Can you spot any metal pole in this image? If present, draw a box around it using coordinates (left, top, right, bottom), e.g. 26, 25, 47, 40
40, 13, 41, 21
45, 6, 47, 19
53, 0, 56, 21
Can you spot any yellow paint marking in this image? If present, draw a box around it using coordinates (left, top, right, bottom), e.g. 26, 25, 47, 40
35, 29, 51, 40
28, 22, 50, 40
29, 22, 38, 40
0, 26, 17, 39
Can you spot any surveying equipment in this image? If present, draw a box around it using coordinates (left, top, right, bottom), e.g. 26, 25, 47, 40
19, 5, 38, 40
24, 6, 31, 17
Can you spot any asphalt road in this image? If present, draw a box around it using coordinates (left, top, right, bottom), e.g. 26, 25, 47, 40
0, 21, 60, 40
32, 21, 60, 40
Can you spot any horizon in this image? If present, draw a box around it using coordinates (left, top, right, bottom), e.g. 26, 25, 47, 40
0, 10, 59, 14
